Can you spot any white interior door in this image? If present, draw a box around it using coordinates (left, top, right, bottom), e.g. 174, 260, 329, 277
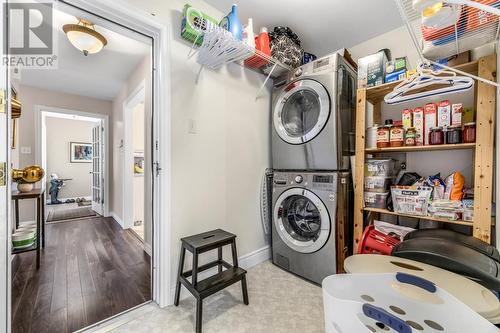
91, 122, 104, 215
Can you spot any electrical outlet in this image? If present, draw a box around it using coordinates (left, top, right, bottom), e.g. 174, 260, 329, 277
20, 146, 31, 154
188, 119, 197, 134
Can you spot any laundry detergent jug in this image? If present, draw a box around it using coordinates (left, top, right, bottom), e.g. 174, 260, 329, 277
220, 4, 243, 40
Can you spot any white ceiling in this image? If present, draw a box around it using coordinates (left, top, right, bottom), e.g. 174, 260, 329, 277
15, 7, 151, 101
204, 0, 403, 57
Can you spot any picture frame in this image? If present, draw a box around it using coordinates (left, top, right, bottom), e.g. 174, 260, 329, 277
70, 142, 93, 163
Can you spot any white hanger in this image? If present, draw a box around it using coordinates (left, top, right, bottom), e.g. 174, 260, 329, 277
384, 64, 474, 105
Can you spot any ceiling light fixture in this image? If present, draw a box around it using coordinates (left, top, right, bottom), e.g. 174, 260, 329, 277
63, 18, 107, 56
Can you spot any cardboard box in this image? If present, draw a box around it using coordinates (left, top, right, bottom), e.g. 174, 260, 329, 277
413, 107, 424, 146
451, 103, 463, 126
358, 51, 388, 88
386, 57, 407, 74
385, 69, 406, 83
463, 107, 475, 124
424, 103, 437, 145
402, 109, 412, 129
448, 51, 471, 67
406, 69, 417, 78
437, 100, 451, 128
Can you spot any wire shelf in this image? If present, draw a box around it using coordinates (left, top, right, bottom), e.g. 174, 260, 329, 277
193, 26, 292, 79
396, 0, 500, 60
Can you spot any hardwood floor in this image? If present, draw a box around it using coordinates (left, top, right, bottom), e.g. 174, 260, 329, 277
12, 216, 151, 333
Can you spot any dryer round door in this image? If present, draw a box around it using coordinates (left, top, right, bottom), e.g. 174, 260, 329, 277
274, 79, 330, 145
274, 188, 331, 254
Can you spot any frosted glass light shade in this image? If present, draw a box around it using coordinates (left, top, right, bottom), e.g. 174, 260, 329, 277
63, 22, 107, 56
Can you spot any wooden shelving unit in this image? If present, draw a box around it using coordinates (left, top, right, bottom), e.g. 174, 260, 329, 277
354, 56, 496, 251
365, 143, 476, 154
364, 208, 473, 226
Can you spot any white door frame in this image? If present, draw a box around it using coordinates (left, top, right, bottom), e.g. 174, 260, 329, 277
122, 81, 145, 230
34, 105, 109, 216
2, 2, 172, 330
59, 0, 173, 307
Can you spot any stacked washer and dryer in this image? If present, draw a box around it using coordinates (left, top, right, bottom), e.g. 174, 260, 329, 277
271, 53, 357, 284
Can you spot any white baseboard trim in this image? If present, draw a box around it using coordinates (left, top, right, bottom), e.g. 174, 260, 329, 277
239, 245, 271, 270
110, 211, 124, 228
169, 245, 270, 303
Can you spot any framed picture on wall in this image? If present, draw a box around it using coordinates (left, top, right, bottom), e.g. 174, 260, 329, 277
70, 142, 93, 163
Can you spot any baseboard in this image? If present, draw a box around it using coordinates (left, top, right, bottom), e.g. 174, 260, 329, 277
110, 211, 124, 228
169, 245, 270, 303
239, 245, 271, 270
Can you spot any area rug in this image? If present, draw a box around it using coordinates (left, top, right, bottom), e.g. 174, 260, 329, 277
47, 207, 97, 223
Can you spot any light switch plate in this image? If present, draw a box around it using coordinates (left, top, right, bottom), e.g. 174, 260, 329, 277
188, 119, 197, 134
20, 146, 31, 154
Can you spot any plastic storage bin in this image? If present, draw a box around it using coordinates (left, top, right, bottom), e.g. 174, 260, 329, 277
364, 176, 394, 193
364, 192, 389, 209
365, 159, 396, 177
322, 272, 499, 333
391, 186, 432, 217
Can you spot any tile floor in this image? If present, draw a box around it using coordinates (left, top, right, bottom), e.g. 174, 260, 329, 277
108, 261, 324, 333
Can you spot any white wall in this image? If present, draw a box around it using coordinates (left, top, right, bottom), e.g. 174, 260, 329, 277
122, 0, 271, 287
45, 117, 95, 199
15, 85, 112, 222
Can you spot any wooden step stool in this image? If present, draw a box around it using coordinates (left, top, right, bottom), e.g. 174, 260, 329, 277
174, 229, 249, 333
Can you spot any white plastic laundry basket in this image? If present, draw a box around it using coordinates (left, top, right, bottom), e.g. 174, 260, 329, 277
322, 273, 499, 333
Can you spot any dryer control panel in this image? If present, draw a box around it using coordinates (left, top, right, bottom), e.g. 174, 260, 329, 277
273, 172, 337, 192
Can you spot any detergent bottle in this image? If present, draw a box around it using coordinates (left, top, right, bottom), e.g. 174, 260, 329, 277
220, 4, 243, 40
255, 27, 270, 57
243, 18, 255, 48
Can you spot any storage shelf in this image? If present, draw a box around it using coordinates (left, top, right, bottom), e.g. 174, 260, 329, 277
196, 26, 292, 79
365, 143, 476, 153
364, 207, 473, 226
364, 61, 478, 103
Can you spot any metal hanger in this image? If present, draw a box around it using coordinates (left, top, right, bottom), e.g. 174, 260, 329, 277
384, 63, 474, 104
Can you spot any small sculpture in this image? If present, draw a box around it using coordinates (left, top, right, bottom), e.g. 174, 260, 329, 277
49, 174, 72, 204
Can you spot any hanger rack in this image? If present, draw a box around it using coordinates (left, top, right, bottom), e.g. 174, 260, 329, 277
384, 64, 475, 104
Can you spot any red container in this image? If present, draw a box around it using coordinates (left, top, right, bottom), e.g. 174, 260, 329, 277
357, 225, 401, 255
244, 28, 271, 69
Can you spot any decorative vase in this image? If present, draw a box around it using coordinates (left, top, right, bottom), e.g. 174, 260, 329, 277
17, 183, 34, 193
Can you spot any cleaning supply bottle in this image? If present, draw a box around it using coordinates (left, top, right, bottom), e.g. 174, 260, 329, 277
255, 27, 270, 57
244, 27, 270, 69
242, 18, 255, 48
219, 4, 243, 40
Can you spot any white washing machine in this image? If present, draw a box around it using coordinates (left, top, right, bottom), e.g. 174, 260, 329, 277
272, 171, 352, 284
272, 52, 357, 171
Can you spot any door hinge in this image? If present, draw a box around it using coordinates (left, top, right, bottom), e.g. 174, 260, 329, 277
155, 140, 159, 150
0, 162, 6, 186
154, 161, 162, 177
0, 90, 6, 113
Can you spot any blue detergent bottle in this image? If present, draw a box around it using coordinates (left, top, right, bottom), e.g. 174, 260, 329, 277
220, 4, 243, 40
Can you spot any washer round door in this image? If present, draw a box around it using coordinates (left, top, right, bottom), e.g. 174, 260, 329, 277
274, 79, 331, 145
274, 188, 331, 254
